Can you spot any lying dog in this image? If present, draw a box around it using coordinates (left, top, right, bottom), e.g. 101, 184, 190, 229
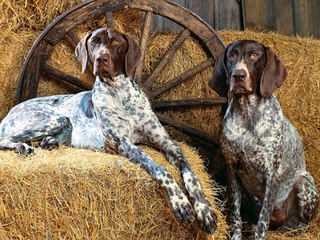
0, 28, 217, 233
209, 40, 318, 239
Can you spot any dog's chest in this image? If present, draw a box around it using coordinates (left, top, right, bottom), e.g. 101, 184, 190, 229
94, 78, 148, 115
221, 99, 283, 195
115, 82, 147, 114
92, 77, 152, 143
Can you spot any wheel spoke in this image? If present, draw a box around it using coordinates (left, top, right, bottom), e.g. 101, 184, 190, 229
105, 11, 115, 28
143, 28, 190, 90
156, 113, 218, 144
64, 30, 81, 49
153, 97, 227, 109
151, 58, 214, 98
63, 30, 94, 66
43, 64, 92, 90
134, 11, 153, 84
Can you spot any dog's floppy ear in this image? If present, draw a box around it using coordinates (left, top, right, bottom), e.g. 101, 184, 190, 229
123, 33, 141, 78
209, 51, 228, 97
260, 46, 287, 97
75, 33, 92, 74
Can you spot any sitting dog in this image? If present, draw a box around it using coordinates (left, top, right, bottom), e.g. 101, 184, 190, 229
209, 40, 318, 239
0, 28, 217, 233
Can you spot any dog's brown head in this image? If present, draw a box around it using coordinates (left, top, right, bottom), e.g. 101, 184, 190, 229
209, 40, 287, 97
75, 28, 141, 79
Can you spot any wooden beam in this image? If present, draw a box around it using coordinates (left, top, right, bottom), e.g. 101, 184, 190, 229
134, 11, 153, 84
143, 28, 190, 90
151, 58, 214, 98
16, 40, 53, 103
156, 113, 218, 144
43, 64, 92, 90
44, 0, 127, 45
153, 97, 227, 108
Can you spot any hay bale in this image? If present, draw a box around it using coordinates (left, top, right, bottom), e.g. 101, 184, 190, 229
1, 1, 320, 238
0, 30, 40, 120
0, 143, 227, 239
0, 7, 228, 238
0, 0, 84, 34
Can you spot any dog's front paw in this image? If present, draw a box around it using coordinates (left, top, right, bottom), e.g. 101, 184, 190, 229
194, 201, 217, 234
40, 136, 59, 150
15, 143, 34, 156
169, 193, 195, 223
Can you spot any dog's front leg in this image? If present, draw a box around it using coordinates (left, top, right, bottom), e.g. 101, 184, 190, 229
111, 134, 196, 223
140, 116, 217, 233
254, 173, 280, 240
228, 167, 242, 240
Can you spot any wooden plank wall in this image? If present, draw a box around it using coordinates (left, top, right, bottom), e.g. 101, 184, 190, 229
243, 0, 320, 38
153, 0, 242, 32
153, 0, 320, 39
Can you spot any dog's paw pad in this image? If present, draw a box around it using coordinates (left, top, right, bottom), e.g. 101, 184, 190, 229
194, 201, 217, 234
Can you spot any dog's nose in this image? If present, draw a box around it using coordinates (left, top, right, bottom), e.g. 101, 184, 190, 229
232, 70, 247, 82
97, 55, 108, 64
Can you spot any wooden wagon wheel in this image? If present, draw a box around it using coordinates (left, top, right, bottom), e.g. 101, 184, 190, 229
16, 0, 226, 145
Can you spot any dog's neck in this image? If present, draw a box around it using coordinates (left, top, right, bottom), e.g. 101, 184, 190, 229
227, 91, 266, 125
226, 91, 280, 130
232, 91, 260, 111
95, 74, 130, 89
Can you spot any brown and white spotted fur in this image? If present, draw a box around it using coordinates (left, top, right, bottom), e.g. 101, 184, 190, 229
209, 40, 318, 240
0, 28, 217, 233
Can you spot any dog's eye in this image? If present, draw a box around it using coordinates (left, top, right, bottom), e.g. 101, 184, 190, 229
91, 38, 100, 45
250, 53, 259, 59
112, 39, 120, 46
228, 52, 235, 59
